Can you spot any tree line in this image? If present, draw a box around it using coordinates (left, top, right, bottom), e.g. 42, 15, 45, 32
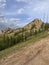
0, 22, 49, 51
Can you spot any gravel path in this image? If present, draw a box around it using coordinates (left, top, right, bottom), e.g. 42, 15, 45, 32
0, 36, 49, 65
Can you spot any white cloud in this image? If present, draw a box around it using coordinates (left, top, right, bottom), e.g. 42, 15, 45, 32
33, 6, 44, 12
8, 18, 21, 28
0, 0, 6, 8
0, 3, 6, 8
16, 0, 32, 3
32, 2, 48, 13
38, 0, 49, 2
10, 18, 21, 22
0, 13, 7, 23
0, 17, 20, 23
17, 8, 25, 14
16, 0, 27, 2
0, 18, 8, 23
0, 0, 6, 2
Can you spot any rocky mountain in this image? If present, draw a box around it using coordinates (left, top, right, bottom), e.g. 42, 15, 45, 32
0, 19, 45, 34
24, 19, 43, 30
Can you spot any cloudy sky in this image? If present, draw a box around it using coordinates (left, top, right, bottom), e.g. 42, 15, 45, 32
0, 0, 49, 28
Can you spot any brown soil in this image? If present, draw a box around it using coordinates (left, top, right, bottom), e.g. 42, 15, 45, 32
0, 36, 49, 65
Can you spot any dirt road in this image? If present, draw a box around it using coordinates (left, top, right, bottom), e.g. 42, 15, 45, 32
0, 36, 49, 65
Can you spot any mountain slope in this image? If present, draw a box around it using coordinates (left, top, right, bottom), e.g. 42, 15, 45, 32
24, 19, 43, 30
0, 33, 49, 65
1, 19, 44, 34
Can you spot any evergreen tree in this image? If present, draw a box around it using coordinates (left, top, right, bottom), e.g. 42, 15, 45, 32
45, 23, 49, 30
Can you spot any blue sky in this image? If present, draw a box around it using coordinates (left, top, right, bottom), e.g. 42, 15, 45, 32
0, 0, 49, 28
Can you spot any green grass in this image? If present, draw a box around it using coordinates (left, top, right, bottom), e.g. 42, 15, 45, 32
0, 31, 49, 59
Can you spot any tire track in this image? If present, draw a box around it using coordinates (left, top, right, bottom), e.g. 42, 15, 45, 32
0, 36, 49, 65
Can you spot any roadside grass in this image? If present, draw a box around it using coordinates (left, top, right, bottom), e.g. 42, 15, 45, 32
0, 31, 49, 59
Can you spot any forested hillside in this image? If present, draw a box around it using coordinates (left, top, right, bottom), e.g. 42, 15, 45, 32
0, 19, 49, 51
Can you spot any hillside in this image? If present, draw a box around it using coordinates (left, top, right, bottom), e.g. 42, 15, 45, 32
0, 19, 44, 34
0, 18, 49, 51
0, 18, 49, 65
0, 32, 49, 65
24, 19, 43, 30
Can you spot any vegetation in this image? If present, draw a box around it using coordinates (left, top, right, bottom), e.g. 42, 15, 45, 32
0, 20, 49, 51
0, 31, 49, 59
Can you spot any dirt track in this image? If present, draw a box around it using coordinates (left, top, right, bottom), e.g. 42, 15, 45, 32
0, 36, 49, 65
